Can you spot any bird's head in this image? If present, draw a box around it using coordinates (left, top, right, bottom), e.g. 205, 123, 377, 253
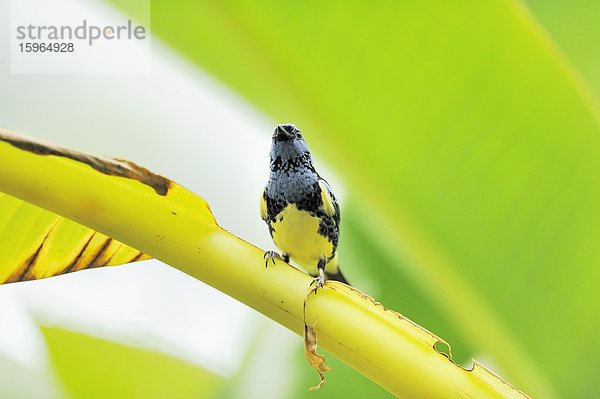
270, 124, 313, 169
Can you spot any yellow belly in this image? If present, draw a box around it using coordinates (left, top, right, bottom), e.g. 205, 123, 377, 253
270, 204, 334, 275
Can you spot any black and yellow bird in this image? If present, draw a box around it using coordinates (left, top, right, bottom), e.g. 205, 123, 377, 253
261, 124, 348, 287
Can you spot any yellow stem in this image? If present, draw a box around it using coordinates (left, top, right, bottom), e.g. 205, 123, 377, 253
0, 129, 529, 398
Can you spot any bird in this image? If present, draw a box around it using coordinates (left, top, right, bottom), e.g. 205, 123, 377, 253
260, 123, 348, 288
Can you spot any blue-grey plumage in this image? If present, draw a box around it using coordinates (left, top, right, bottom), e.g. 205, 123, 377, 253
261, 124, 348, 287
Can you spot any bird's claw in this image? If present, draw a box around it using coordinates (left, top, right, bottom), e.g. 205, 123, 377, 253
264, 251, 284, 267
310, 274, 326, 292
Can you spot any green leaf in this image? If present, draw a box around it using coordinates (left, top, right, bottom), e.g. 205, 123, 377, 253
524, 0, 600, 96
111, 1, 600, 397
42, 327, 225, 399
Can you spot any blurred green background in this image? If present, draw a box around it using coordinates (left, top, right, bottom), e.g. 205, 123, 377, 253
1, 0, 600, 398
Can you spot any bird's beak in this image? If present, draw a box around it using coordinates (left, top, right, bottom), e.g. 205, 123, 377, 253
274, 124, 294, 140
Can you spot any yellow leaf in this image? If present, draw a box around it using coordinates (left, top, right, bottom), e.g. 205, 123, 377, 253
0, 192, 149, 283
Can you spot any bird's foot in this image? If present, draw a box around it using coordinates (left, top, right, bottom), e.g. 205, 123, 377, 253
264, 251, 286, 267
310, 269, 326, 292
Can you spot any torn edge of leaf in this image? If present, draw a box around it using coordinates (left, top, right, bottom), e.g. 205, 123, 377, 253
303, 284, 332, 391
327, 282, 532, 399
304, 319, 332, 391
0, 128, 171, 196
0, 128, 219, 227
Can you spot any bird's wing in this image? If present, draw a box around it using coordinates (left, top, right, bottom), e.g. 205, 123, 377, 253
317, 178, 340, 224
260, 188, 268, 222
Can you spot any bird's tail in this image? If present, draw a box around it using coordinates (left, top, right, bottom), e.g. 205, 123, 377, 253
326, 268, 351, 286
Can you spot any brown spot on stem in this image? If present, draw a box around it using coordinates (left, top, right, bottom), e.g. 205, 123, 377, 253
0, 129, 171, 195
